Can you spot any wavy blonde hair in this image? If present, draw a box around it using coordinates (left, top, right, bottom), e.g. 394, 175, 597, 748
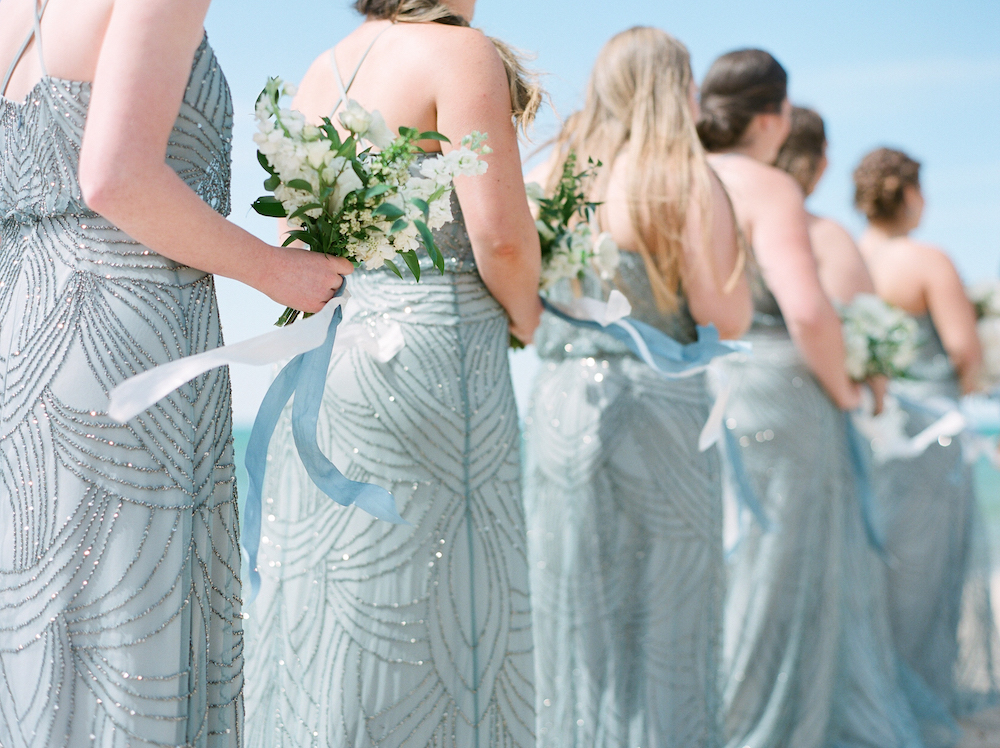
354, 0, 542, 131
550, 27, 716, 311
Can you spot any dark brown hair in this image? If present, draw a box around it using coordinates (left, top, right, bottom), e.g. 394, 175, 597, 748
697, 49, 788, 152
775, 106, 826, 193
853, 147, 921, 222
353, 0, 542, 130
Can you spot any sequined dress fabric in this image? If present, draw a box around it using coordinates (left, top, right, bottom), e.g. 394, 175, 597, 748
719, 277, 922, 748
523, 253, 724, 748
874, 315, 1000, 745
242, 184, 535, 748
0, 40, 243, 748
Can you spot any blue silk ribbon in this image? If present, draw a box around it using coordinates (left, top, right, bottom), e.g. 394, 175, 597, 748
844, 413, 887, 555
242, 282, 405, 601
723, 428, 773, 532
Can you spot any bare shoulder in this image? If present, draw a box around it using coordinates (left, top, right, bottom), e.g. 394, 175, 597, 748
809, 216, 856, 247
708, 154, 801, 202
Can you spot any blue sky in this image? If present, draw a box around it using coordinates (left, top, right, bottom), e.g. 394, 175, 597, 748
204, 0, 1000, 423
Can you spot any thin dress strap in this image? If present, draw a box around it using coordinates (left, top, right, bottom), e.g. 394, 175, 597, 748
328, 24, 393, 115
2, 0, 51, 97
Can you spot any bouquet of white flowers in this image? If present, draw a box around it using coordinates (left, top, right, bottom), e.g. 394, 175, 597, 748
840, 294, 920, 381
526, 153, 620, 292
252, 78, 490, 325
969, 280, 1000, 389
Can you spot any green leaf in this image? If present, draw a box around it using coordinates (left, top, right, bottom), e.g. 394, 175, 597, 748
263, 174, 280, 191
415, 220, 445, 274
286, 179, 315, 193
383, 259, 403, 279
410, 198, 430, 220
283, 230, 320, 250
401, 250, 422, 281
398, 126, 417, 140
373, 203, 406, 221
365, 184, 392, 201
257, 151, 277, 175
252, 196, 287, 218
288, 203, 323, 220
417, 131, 451, 143
389, 218, 410, 235
337, 136, 357, 159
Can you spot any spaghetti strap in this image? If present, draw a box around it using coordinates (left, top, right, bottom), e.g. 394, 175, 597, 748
1, 0, 51, 97
328, 24, 393, 114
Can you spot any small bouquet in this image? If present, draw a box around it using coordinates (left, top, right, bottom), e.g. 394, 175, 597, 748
969, 280, 1000, 389
252, 78, 490, 325
525, 153, 620, 291
840, 294, 920, 381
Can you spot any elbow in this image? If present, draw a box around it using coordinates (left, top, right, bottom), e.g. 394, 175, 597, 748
784, 296, 835, 338
78, 146, 139, 219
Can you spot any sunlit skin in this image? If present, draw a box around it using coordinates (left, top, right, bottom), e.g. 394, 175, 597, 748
290, 0, 543, 344
707, 98, 862, 411
858, 184, 983, 395
1, 0, 354, 314
526, 78, 753, 341
801, 141, 886, 410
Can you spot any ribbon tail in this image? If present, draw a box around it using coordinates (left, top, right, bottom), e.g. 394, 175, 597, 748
724, 428, 772, 532
290, 307, 406, 526
241, 354, 305, 602
845, 414, 887, 556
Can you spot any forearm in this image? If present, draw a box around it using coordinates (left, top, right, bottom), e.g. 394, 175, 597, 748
787, 306, 859, 410
82, 162, 272, 287
475, 243, 543, 342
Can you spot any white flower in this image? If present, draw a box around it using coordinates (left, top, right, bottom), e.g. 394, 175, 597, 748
525, 182, 546, 204
328, 161, 364, 214
592, 232, 621, 280
339, 100, 373, 136
364, 111, 396, 150
978, 317, 1000, 387
304, 140, 332, 169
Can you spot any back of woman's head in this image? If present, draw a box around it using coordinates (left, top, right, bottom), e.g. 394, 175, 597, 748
353, 0, 542, 130
853, 147, 921, 222
553, 26, 714, 311
697, 49, 787, 152
775, 107, 826, 193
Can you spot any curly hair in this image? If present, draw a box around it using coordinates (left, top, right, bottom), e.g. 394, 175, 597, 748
774, 107, 826, 193
852, 147, 921, 222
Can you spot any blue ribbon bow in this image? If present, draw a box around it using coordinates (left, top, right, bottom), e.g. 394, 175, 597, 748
242, 282, 405, 601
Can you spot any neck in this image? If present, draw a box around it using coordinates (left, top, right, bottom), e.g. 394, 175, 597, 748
716, 139, 775, 165
444, 0, 475, 20
865, 220, 911, 241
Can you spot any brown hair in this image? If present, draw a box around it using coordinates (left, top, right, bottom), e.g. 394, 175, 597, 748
852, 147, 921, 222
549, 27, 718, 312
353, 0, 542, 130
775, 106, 826, 193
697, 49, 788, 152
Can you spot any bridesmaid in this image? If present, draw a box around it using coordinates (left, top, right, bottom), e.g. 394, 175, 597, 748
523, 27, 753, 747
0, 0, 349, 746
855, 147, 1000, 738
241, 1, 543, 746
698, 51, 922, 748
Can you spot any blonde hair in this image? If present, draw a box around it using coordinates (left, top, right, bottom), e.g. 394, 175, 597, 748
551, 27, 715, 311
355, 0, 542, 131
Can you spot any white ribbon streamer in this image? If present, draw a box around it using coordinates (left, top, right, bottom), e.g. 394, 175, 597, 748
107, 292, 409, 424
554, 289, 633, 327
853, 390, 975, 465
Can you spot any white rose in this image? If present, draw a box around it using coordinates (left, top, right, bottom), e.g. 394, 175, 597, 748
304, 140, 332, 169
328, 163, 364, 213
339, 100, 373, 136
364, 111, 396, 150
592, 232, 621, 279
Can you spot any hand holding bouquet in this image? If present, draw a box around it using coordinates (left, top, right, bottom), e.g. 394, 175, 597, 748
252, 78, 490, 325
969, 280, 1000, 389
526, 153, 620, 291
840, 294, 920, 381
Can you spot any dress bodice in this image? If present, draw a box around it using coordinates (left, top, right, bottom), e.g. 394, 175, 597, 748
0, 36, 232, 225
535, 250, 698, 360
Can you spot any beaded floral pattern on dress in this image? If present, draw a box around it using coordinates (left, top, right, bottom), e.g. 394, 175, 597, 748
0, 38, 243, 748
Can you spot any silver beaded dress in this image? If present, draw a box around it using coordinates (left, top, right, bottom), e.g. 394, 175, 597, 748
719, 276, 922, 748
523, 253, 724, 748
0, 30, 243, 748
242, 179, 535, 747
874, 315, 1000, 746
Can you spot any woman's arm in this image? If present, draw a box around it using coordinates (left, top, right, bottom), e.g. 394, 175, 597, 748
920, 247, 983, 394
751, 170, 860, 410
433, 30, 543, 343
78, 0, 352, 313
682, 171, 753, 340
809, 217, 875, 305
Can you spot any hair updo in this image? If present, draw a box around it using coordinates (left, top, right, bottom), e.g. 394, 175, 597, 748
852, 147, 921, 222
697, 49, 788, 152
774, 106, 826, 193
353, 0, 542, 130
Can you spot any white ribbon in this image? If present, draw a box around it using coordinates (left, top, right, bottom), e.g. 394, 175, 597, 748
554, 289, 633, 327
108, 292, 406, 424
